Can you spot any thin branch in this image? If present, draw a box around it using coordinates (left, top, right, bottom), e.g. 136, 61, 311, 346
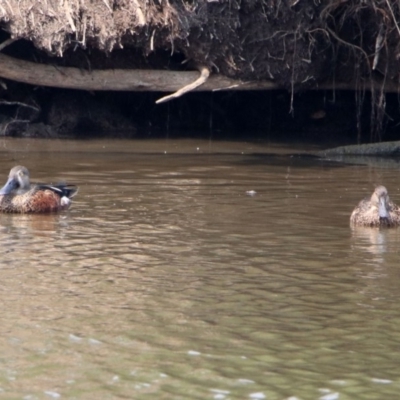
156, 66, 210, 104
64, 1, 76, 32
385, 0, 400, 38
0, 100, 40, 112
102, 0, 112, 13
373, 24, 385, 70
326, 26, 371, 73
0, 38, 16, 52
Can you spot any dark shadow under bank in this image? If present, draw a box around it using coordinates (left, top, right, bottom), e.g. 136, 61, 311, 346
2, 83, 400, 145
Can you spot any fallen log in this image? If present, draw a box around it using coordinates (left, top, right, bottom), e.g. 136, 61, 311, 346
0, 53, 399, 103
0, 53, 278, 94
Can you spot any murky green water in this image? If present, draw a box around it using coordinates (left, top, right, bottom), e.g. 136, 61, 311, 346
0, 138, 399, 399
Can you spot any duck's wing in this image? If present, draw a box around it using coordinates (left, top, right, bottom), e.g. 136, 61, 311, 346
388, 200, 400, 214
37, 184, 78, 199
353, 198, 371, 212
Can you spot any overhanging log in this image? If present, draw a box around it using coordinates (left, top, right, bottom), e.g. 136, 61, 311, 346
0, 53, 399, 95
0, 53, 278, 92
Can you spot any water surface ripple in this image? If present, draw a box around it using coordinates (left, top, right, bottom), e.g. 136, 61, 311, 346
0, 139, 399, 399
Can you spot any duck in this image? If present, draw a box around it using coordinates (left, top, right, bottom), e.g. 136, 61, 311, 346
350, 185, 400, 227
0, 166, 78, 213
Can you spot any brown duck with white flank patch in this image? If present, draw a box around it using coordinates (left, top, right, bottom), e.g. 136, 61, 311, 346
0, 166, 78, 213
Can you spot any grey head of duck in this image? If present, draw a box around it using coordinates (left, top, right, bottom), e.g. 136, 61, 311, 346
0, 166, 31, 195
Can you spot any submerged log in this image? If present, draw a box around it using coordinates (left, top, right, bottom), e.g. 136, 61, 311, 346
319, 141, 400, 157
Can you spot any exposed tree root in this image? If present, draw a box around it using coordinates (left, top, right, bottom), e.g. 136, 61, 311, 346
0, 100, 40, 112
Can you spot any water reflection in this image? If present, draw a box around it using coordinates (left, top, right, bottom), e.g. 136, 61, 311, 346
351, 227, 390, 262
0, 213, 69, 233
351, 224, 400, 268
0, 139, 398, 399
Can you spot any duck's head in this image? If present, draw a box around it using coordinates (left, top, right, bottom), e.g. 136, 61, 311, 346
0, 166, 31, 195
371, 185, 390, 219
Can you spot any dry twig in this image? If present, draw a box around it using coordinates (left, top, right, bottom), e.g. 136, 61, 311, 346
0, 38, 16, 51
0, 100, 40, 112
156, 65, 210, 104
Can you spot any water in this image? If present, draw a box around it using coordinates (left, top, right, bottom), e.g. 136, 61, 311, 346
0, 138, 399, 399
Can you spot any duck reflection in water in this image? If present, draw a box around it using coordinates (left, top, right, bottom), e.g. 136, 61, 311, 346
350, 186, 400, 227
0, 166, 78, 213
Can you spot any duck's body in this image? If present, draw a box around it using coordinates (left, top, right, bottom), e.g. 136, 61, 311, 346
0, 166, 78, 213
350, 186, 400, 227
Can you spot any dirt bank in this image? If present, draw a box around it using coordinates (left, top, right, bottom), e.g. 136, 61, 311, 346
0, 1, 399, 139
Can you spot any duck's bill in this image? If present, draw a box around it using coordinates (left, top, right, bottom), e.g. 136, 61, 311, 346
378, 196, 389, 219
0, 177, 18, 195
